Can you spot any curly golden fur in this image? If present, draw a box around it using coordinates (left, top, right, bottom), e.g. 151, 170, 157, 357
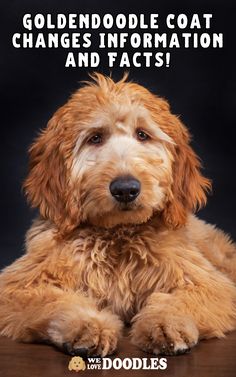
0, 73, 236, 357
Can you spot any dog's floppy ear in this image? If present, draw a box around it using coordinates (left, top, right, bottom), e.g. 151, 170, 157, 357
162, 115, 211, 228
23, 110, 80, 235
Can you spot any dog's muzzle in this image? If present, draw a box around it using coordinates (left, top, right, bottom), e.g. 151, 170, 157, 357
109, 176, 141, 203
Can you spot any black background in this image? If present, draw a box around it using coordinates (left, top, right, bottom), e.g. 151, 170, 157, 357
0, 0, 235, 269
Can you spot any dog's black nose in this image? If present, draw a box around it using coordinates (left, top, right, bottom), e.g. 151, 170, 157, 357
109, 177, 141, 203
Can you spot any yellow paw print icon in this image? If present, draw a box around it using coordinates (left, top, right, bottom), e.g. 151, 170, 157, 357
68, 356, 86, 372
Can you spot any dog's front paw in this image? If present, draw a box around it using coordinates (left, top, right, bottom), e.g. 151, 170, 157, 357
47, 309, 122, 357
131, 313, 199, 356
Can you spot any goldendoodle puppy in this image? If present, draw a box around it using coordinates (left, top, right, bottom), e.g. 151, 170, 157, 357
0, 74, 236, 357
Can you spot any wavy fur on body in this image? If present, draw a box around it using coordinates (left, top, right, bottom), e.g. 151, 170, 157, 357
0, 74, 236, 356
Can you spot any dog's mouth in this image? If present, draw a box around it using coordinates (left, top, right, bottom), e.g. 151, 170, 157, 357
118, 202, 138, 211
86, 199, 152, 228
120, 205, 133, 211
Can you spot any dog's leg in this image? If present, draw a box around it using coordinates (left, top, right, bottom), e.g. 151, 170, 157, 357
188, 216, 236, 283
0, 275, 122, 356
131, 272, 236, 355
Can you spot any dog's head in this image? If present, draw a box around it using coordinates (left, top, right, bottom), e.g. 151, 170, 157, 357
24, 74, 211, 234
68, 356, 86, 371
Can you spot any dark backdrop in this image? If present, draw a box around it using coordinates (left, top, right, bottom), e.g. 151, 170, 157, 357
0, 0, 235, 268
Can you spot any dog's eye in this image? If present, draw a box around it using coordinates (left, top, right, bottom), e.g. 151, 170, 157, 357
89, 134, 103, 144
136, 130, 149, 141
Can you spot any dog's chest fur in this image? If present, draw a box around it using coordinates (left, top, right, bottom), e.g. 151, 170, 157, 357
73, 224, 167, 322
28, 219, 190, 322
